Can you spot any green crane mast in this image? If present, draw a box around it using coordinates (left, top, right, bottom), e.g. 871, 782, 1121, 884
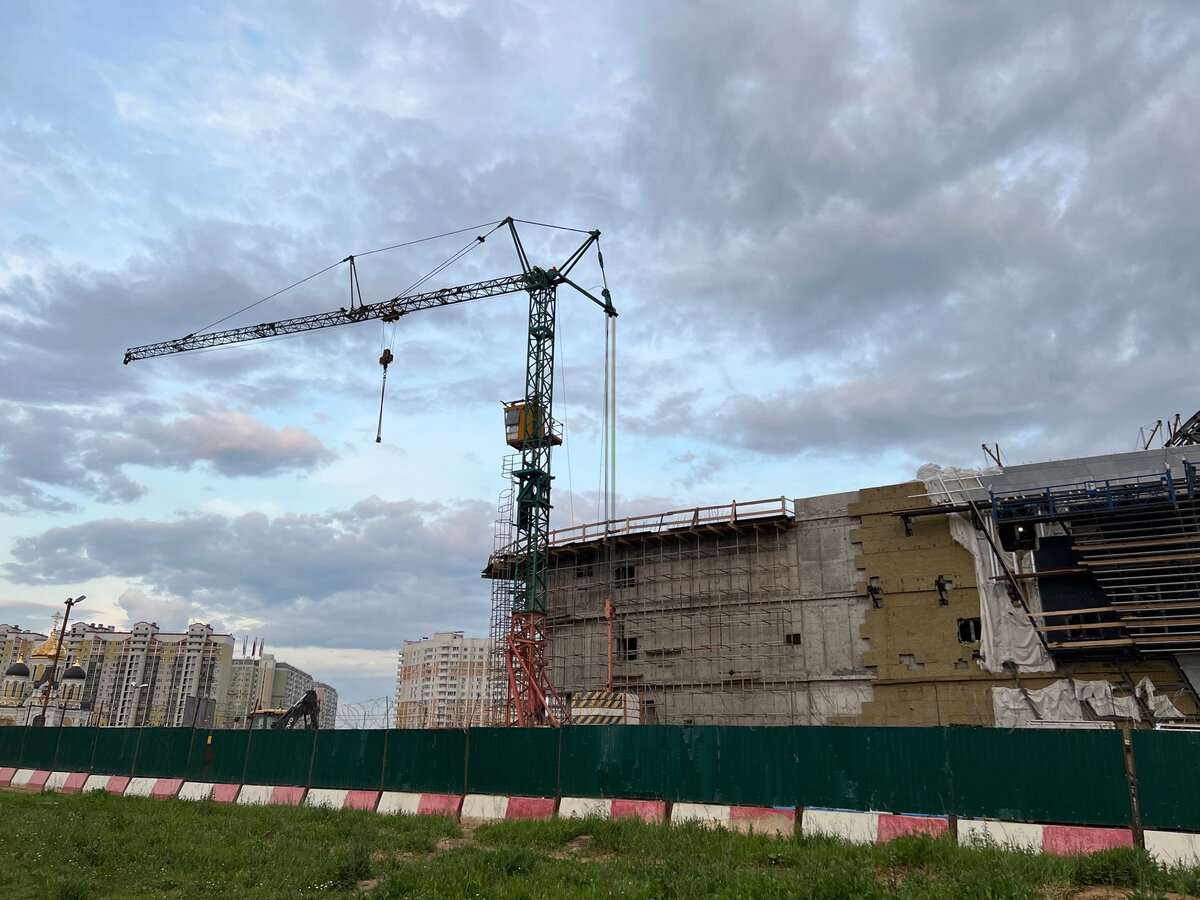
123, 217, 615, 727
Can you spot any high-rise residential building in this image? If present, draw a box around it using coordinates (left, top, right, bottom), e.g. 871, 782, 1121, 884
219, 652, 330, 727
394, 632, 490, 728
313, 682, 338, 730
1, 618, 233, 727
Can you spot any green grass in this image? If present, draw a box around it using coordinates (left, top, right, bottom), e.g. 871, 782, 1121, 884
2, 791, 1199, 898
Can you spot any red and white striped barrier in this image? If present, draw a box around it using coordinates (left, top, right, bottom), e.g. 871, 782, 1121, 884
673, 802, 795, 836
236, 785, 305, 806
803, 809, 951, 844
377, 791, 464, 817
2, 774, 1187, 861
461, 794, 555, 821
82, 774, 131, 794
560, 797, 668, 823
305, 789, 380, 811
45, 771, 88, 793
7, 769, 51, 791
175, 782, 242, 803
124, 777, 185, 799
959, 818, 1133, 855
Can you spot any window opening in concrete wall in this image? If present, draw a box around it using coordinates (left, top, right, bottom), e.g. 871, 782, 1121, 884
614, 565, 636, 589
619, 635, 638, 661
958, 617, 982, 643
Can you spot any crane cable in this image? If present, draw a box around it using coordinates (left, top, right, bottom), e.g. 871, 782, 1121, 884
372, 221, 509, 443
189, 219, 503, 337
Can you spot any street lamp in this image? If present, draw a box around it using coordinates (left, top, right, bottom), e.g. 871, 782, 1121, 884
39, 595, 84, 726
136, 683, 150, 727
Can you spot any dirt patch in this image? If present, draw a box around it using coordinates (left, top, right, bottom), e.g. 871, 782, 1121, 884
356, 877, 380, 891
1068, 889, 1184, 900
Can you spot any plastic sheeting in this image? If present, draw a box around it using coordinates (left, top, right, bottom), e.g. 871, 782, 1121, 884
946, 512, 1055, 674
992, 677, 1185, 728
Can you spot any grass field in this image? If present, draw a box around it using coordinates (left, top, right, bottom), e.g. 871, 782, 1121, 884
1, 790, 1198, 899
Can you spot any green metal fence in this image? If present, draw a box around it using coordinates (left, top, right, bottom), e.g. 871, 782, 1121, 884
1132, 729, 1200, 832
2, 723, 1197, 831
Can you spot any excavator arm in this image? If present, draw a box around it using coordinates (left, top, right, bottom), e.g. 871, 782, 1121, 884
271, 689, 320, 730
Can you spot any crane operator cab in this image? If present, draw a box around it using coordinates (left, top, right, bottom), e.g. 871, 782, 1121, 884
504, 401, 563, 450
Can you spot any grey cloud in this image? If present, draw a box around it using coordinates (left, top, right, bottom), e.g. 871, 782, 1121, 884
3, 496, 495, 650
0, 399, 333, 512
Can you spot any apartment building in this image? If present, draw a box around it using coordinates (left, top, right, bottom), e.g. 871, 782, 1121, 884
394, 632, 490, 728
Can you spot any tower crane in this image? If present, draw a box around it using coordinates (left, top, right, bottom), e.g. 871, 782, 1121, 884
123, 217, 616, 727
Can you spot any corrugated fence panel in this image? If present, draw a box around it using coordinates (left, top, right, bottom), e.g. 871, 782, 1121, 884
1131, 729, 1200, 832
311, 729, 386, 790
382, 729, 465, 794
663, 726, 799, 806
561, 724, 667, 799
18, 726, 61, 771
187, 730, 249, 784
133, 728, 194, 779
664, 725, 720, 803
948, 727, 1130, 827
54, 728, 98, 773
466, 727, 559, 797
91, 728, 141, 776
717, 726, 799, 807
796, 726, 950, 815
244, 730, 315, 786
0, 726, 24, 766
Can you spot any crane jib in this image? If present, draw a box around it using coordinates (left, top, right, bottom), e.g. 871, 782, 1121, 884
121, 272, 534, 363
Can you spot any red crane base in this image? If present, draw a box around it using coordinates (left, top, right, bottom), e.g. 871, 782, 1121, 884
505, 611, 571, 727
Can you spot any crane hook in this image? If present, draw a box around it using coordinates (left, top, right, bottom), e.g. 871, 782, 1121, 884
376, 348, 394, 443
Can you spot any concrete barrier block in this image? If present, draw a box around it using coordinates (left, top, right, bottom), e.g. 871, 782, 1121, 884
124, 777, 157, 798
959, 819, 1044, 851
729, 806, 795, 837
178, 782, 215, 801
305, 788, 346, 809
344, 790, 380, 811
877, 814, 949, 843
82, 774, 111, 793
236, 785, 273, 806
802, 809, 880, 844
506, 796, 555, 819
1043, 825, 1133, 856
672, 802, 731, 828
1145, 829, 1200, 867
560, 797, 611, 819
612, 799, 668, 823
462, 794, 511, 820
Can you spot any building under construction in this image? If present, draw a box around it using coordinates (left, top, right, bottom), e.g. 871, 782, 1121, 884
486, 443, 1200, 728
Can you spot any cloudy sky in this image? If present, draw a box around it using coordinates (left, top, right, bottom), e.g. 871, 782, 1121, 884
3, 1, 1199, 708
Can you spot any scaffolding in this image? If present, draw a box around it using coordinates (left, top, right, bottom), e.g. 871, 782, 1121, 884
530, 497, 825, 725
485, 462, 517, 726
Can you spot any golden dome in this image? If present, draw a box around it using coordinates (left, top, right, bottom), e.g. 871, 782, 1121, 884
30, 634, 64, 660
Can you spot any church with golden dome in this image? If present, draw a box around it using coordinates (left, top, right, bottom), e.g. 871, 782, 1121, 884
1, 616, 234, 727
1, 613, 89, 726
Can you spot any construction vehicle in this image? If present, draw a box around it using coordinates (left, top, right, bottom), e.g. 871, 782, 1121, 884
246, 689, 321, 730
123, 217, 616, 727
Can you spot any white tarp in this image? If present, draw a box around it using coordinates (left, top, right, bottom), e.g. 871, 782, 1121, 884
946, 512, 1055, 674
993, 677, 1185, 728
